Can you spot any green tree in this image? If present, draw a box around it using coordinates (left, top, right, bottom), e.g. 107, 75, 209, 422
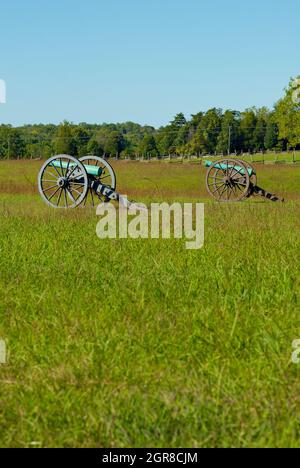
138, 134, 158, 157
72, 126, 91, 156
4, 128, 26, 159
88, 125, 126, 157
216, 111, 241, 154
156, 113, 187, 155
252, 108, 268, 151
240, 108, 257, 152
264, 115, 279, 150
189, 108, 222, 154
104, 131, 126, 157
170, 113, 187, 129
274, 77, 300, 149
55, 122, 76, 155
156, 125, 176, 155
86, 138, 104, 157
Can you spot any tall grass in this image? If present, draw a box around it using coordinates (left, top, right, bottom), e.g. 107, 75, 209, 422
0, 160, 300, 447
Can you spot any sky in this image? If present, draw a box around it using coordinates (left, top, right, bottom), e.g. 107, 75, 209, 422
0, 0, 299, 127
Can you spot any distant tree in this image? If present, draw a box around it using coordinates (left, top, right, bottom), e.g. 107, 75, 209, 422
156, 113, 188, 155
240, 108, 257, 152
170, 113, 187, 129
189, 108, 222, 154
264, 116, 279, 150
86, 138, 104, 157
156, 125, 176, 155
72, 126, 91, 156
138, 134, 158, 157
174, 125, 190, 154
91, 128, 125, 157
6, 128, 26, 159
190, 112, 204, 131
55, 122, 76, 155
104, 131, 126, 157
216, 110, 241, 154
274, 76, 300, 149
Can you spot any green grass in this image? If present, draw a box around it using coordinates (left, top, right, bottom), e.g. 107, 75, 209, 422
0, 160, 300, 447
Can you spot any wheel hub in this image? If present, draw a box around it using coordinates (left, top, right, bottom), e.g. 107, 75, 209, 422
57, 177, 68, 188
223, 176, 232, 185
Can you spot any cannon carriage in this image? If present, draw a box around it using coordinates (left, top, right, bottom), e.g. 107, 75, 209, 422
205, 158, 283, 202
38, 155, 119, 209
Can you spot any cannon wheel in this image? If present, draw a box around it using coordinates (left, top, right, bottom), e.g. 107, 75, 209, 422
79, 156, 116, 206
237, 160, 257, 197
38, 155, 89, 208
206, 158, 251, 202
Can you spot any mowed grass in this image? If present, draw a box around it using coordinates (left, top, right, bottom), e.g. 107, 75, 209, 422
0, 159, 300, 448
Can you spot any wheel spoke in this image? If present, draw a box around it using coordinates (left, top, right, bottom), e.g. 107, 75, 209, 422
48, 186, 61, 201
218, 185, 228, 200
57, 188, 63, 206
64, 188, 68, 207
66, 187, 76, 203
212, 183, 226, 195
100, 175, 111, 181
59, 158, 65, 178
211, 176, 224, 181
66, 159, 70, 176
234, 180, 247, 186
45, 170, 59, 180
232, 174, 246, 182
235, 182, 247, 192
226, 185, 230, 200
91, 187, 97, 206
43, 184, 58, 192
228, 164, 235, 178
67, 164, 80, 179
208, 181, 224, 188
51, 163, 63, 178
69, 186, 83, 197
69, 181, 85, 186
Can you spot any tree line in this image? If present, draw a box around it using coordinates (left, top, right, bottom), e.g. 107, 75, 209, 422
0, 76, 299, 160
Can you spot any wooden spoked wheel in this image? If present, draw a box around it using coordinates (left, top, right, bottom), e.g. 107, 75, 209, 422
206, 158, 251, 202
38, 155, 89, 208
79, 156, 116, 206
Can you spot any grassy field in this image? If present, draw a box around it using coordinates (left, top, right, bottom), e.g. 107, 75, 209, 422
0, 159, 300, 448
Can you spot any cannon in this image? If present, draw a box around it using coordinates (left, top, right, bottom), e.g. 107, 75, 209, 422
205, 158, 284, 202
38, 154, 129, 208
38, 155, 284, 208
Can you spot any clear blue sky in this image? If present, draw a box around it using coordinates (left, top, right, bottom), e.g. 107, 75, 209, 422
0, 0, 299, 127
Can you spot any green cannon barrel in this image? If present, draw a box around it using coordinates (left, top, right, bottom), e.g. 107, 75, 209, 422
205, 160, 254, 176
51, 160, 102, 177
